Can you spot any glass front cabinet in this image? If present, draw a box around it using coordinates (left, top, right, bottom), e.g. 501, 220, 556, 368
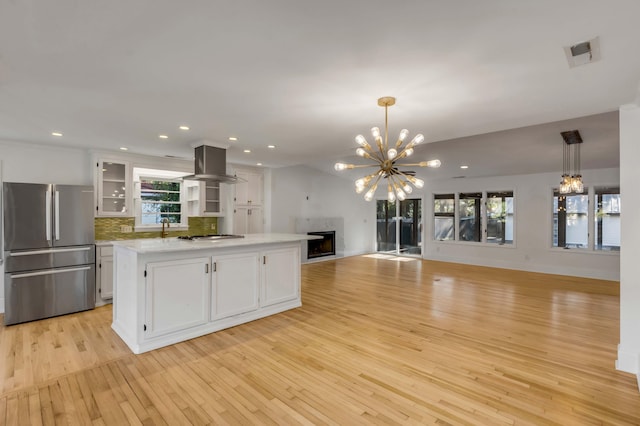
96, 160, 131, 216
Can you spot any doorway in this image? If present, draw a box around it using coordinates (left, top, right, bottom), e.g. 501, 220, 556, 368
376, 198, 422, 256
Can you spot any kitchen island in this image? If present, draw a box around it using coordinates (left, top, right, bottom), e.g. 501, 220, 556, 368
111, 233, 318, 354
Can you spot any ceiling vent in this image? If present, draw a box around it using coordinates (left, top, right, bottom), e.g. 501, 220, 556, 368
564, 36, 600, 68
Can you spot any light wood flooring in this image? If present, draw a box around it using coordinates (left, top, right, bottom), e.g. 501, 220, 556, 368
0, 256, 638, 425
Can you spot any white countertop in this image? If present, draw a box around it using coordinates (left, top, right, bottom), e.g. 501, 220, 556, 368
111, 233, 320, 254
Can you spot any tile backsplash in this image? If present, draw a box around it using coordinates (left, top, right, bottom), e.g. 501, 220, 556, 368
95, 217, 218, 241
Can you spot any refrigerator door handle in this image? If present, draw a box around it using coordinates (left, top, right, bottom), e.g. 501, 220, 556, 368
45, 190, 52, 241
10, 265, 91, 279
54, 190, 60, 241
9, 247, 92, 257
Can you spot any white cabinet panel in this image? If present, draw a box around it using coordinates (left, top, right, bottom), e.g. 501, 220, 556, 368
262, 246, 299, 307
234, 170, 263, 205
145, 257, 210, 338
100, 256, 113, 299
211, 252, 260, 319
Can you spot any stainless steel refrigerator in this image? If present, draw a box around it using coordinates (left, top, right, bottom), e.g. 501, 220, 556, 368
3, 182, 95, 325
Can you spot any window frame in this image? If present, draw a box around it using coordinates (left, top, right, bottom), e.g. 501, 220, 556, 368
432, 190, 515, 246
133, 168, 189, 230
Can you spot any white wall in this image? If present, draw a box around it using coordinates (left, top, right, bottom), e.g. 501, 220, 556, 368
618, 104, 640, 379
422, 168, 620, 281
0, 139, 93, 313
269, 165, 375, 257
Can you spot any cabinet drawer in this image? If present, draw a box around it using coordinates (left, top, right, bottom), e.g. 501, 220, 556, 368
99, 246, 113, 257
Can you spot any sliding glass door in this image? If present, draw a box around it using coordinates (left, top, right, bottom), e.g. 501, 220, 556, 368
376, 198, 422, 256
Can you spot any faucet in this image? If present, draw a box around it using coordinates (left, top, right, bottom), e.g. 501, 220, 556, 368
161, 218, 170, 238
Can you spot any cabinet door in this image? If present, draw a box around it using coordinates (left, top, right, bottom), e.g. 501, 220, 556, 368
97, 160, 130, 216
233, 207, 248, 234
145, 257, 210, 338
99, 256, 114, 299
211, 252, 260, 320
248, 207, 263, 233
234, 170, 263, 205
262, 246, 300, 307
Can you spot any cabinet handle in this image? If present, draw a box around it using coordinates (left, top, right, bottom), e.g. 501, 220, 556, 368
205, 264, 209, 273
213, 262, 217, 272
263, 255, 266, 265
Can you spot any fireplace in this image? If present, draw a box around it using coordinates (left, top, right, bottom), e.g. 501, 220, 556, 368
307, 231, 336, 259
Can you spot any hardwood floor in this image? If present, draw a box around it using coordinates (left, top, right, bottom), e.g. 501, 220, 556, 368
0, 256, 637, 425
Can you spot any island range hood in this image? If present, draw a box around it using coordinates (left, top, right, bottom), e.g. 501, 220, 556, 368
182, 145, 241, 183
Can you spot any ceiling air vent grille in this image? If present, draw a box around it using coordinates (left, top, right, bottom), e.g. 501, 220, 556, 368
564, 36, 600, 68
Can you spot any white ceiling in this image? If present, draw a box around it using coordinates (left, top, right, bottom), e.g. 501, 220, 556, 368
0, 1, 636, 177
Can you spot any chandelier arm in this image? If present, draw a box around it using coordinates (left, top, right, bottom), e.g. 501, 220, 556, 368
384, 103, 389, 152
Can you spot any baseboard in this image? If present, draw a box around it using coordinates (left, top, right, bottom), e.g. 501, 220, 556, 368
616, 345, 639, 392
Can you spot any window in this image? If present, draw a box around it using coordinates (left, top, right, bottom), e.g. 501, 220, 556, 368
433, 190, 515, 245
134, 168, 189, 228
553, 191, 588, 249
434, 194, 454, 241
459, 192, 482, 242
139, 178, 183, 225
595, 187, 620, 251
486, 191, 514, 245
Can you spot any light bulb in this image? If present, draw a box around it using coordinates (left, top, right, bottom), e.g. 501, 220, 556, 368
405, 148, 414, 157
356, 148, 366, 157
413, 178, 424, 189
396, 189, 406, 201
334, 162, 347, 171
355, 184, 366, 194
388, 190, 396, 202
410, 134, 425, 145
403, 183, 413, 194
398, 129, 409, 142
426, 159, 441, 168
355, 178, 366, 188
355, 134, 366, 146
387, 148, 397, 160
364, 188, 375, 201
371, 127, 380, 138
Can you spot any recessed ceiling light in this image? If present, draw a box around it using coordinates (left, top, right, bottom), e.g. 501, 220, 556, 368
256, 162, 263, 166
460, 165, 469, 169
267, 145, 276, 149
243, 149, 251, 153
51, 132, 63, 137
159, 134, 169, 139
179, 125, 190, 131
229, 137, 238, 141
120, 147, 128, 151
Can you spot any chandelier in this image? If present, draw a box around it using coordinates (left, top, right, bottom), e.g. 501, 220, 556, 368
559, 130, 584, 194
334, 97, 441, 202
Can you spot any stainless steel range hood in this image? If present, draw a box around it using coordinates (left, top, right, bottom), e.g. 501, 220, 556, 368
182, 145, 241, 183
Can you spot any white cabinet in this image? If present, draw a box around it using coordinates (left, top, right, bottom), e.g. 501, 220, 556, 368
145, 257, 210, 338
233, 206, 263, 234
96, 160, 131, 216
211, 252, 260, 319
96, 245, 114, 304
234, 170, 263, 206
185, 180, 226, 217
111, 239, 303, 354
262, 246, 300, 307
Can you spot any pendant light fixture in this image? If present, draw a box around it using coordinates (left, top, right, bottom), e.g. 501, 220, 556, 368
334, 97, 441, 202
559, 130, 584, 194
